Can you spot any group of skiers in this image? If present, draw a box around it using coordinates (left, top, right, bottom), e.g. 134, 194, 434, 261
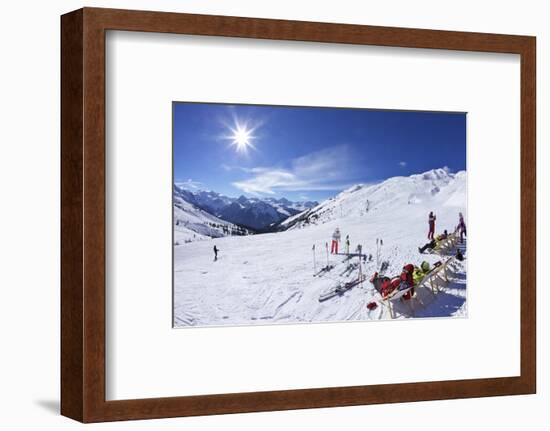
418, 230, 449, 254
370, 261, 435, 301
329, 211, 466, 259
214, 211, 466, 280
419, 211, 467, 254
426, 211, 467, 243
367, 210, 467, 302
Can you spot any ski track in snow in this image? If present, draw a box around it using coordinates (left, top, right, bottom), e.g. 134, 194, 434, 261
174, 169, 468, 327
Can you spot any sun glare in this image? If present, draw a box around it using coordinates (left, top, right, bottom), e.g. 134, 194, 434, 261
228, 122, 256, 154
233, 126, 252, 150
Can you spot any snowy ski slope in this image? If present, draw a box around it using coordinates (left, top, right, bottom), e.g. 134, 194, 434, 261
173, 168, 467, 327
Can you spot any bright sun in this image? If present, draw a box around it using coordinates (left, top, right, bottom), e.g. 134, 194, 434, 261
228, 122, 255, 154
233, 126, 252, 150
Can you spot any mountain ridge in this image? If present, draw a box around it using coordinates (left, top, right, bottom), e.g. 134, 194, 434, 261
174, 167, 466, 240
174, 184, 318, 231
277, 168, 466, 231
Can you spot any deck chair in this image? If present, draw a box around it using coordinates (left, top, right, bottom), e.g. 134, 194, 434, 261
427, 257, 455, 292
415, 268, 441, 294
379, 257, 456, 318
447, 232, 458, 248
380, 265, 439, 317
430, 239, 445, 255
433, 234, 457, 255
415, 257, 455, 294
450, 231, 460, 245
380, 285, 416, 318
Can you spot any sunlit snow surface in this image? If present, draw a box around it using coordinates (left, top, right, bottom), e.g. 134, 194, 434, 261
173, 169, 467, 327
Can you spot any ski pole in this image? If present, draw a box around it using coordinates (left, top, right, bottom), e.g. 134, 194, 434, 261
379, 239, 383, 270
376, 239, 379, 268
325, 242, 329, 268
312, 244, 316, 276
357, 244, 363, 288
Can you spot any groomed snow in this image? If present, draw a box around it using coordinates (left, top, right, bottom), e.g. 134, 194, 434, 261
173, 168, 467, 327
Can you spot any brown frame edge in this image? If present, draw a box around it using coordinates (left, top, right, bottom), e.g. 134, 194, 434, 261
61, 7, 536, 423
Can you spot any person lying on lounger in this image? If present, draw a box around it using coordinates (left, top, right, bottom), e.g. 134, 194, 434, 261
370, 264, 415, 299
437, 230, 449, 241
418, 230, 448, 253
413, 261, 431, 285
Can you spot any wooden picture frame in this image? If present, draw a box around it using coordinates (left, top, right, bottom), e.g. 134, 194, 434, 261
61, 7, 536, 423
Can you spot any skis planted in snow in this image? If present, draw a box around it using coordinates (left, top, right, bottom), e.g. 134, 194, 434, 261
339, 262, 358, 277
319, 274, 367, 302
336, 252, 367, 263
313, 264, 334, 277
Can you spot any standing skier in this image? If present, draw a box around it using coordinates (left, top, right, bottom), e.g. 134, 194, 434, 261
428, 211, 436, 240
457, 212, 467, 243
345, 234, 350, 255
331, 227, 341, 254
213, 245, 219, 262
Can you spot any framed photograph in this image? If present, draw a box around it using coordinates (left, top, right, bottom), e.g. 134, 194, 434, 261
61, 7, 536, 422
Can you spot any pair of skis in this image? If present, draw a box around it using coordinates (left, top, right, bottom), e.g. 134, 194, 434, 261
318, 274, 367, 302
313, 264, 334, 277
312, 242, 334, 276
339, 262, 358, 277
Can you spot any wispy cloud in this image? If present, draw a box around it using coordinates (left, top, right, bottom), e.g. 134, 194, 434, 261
399, 161, 407, 167
231, 145, 358, 195
175, 179, 203, 190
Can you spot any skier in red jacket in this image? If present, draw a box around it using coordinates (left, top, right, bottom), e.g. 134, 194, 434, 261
400, 264, 415, 300
428, 211, 436, 240
330, 227, 341, 254
370, 264, 415, 299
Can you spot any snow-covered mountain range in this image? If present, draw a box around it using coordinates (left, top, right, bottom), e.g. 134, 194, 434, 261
279, 168, 466, 230
173, 188, 253, 245
174, 184, 318, 231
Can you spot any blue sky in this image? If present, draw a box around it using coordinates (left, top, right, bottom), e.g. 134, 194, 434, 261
173, 102, 466, 202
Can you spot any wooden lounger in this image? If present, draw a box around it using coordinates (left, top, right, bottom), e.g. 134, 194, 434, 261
433, 233, 458, 255
416, 257, 455, 293
379, 285, 416, 318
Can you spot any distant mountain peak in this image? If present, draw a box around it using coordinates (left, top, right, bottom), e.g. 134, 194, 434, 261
174, 187, 318, 231
421, 167, 452, 179
279, 168, 466, 231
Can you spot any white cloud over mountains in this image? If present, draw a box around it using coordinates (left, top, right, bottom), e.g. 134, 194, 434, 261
231, 145, 359, 195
